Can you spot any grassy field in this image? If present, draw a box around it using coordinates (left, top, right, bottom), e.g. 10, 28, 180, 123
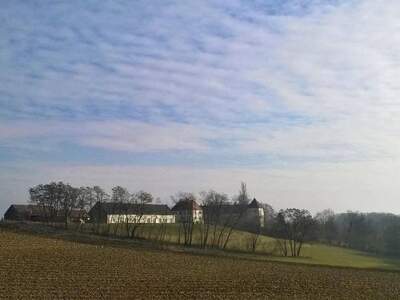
1, 227, 400, 299
86, 223, 400, 271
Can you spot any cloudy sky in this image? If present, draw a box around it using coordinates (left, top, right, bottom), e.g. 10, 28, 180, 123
1, 0, 400, 215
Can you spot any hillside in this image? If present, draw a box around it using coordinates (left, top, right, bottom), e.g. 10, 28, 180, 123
112, 223, 400, 271
4, 221, 400, 271
1, 227, 400, 299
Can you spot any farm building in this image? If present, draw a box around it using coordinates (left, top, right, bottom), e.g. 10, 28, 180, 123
88, 202, 176, 224
172, 199, 203, 223
4, 204, 44, 222
201, 198, 265, 230
169, 198, 265, 228
243, 198, 265, 228
3, 204, 87, 223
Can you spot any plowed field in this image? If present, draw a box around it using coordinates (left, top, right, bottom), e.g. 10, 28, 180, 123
1, 229, 400, 299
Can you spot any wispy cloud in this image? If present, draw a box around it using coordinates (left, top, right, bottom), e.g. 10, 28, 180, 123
1, 0, 400, 213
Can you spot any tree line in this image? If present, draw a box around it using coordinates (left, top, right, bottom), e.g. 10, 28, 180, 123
264, 208, 400, 257
27, 181, 400, 257
311, 209, 400, 257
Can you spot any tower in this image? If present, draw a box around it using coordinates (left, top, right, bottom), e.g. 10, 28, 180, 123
247, 198, 264, 228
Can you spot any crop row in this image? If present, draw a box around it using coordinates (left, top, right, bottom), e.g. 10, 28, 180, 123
1, 229, 400, 299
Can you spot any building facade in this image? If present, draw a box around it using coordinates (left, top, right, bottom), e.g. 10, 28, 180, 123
89, 202, 175, 224
3, 204, 87, 223
171, 199, 203, 223
242, 198, 265, 229
107, 213, 175, 224
200, 198, 265, 230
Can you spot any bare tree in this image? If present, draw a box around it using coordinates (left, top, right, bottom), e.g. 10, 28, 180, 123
246, 225, 261, 252
29, 182, 81, 228
29, 184, 54, 222
272, 209, 316, 257
315, 209, 337, 245
236, 182, 250, 205
61, 184, 80, 229
110, 186, 131, 236
200, 190, 247, 250
76, 187, 96, 212
172, 192, 197, 246
91, 186, 110, 233
127, 190, 154, 238
221, 182, 252, 250
199, 190, 229, 248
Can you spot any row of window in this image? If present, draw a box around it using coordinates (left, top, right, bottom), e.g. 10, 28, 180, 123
108, 215, 176, 224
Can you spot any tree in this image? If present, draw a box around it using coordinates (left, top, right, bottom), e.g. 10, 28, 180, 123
76, 187, 96, 212
199, 190, 229, 248
383, 218, 400, 256
246, 223, 261, 252
127, 190, 154, 238
236, 182, 250, 205
61, 184, 80, 229
29, 182, 83, 228
340, 212, 372, 250
172, 192, 197, 246
91, 186, 110, 233
136, 191, 153, 205
93, 186, 109, 203
110, 186, 131, 236
111, 186, 130, 203
271, 211, 289, 256
315, 209, 338, 245
272, 208, 316, 257
262, 202, 275, 233
29, 183, 55, 222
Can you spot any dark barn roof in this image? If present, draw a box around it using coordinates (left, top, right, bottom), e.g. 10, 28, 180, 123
4, 204, 42, 220
6, 204, 42, 215
248, 198, 262, 209
91, 202, 173, 215
199, 199, 263, 214
171, 200, 201, 211
4, 204, 87, 221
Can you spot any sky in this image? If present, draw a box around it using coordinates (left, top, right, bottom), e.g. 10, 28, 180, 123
1, 0, 400, 215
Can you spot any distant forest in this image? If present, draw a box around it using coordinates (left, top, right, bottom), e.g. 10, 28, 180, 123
265, 208, 400, 257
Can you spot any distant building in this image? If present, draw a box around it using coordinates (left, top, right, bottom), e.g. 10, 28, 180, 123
172, 199, 203, 224
170, 198, 265, 229
201, 198, 265, 230
4, 204, 44, 222
3, 204, 87, 223
243, 198, 265, 229
88, 202, 176, 224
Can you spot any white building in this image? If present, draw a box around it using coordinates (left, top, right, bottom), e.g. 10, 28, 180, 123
107, 213, 175, 224
171, 199, 203, 223
89, 202, 176, 224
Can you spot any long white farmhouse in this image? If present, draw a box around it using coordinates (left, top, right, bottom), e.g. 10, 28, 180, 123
89, 202, 175, 224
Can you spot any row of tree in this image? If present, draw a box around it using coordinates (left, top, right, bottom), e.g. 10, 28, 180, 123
29, 182, 103, 228
169, 184, 252, 248
29, 182, 154, 229
28, 182, 265, 251
28, 182, 400, 257
311, 209, 400, 256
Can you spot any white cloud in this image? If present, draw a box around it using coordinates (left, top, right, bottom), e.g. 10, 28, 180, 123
2, 1, 400, 213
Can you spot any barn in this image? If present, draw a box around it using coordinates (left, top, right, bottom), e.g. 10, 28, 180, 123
4, 204, 44, 222
3, 204, 87, 223
88, 202, 176, 224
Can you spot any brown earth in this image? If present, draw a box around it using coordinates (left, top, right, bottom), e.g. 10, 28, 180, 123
1, 228, 400, 299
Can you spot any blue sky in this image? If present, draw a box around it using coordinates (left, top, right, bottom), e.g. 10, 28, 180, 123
2, 0, 400, 215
